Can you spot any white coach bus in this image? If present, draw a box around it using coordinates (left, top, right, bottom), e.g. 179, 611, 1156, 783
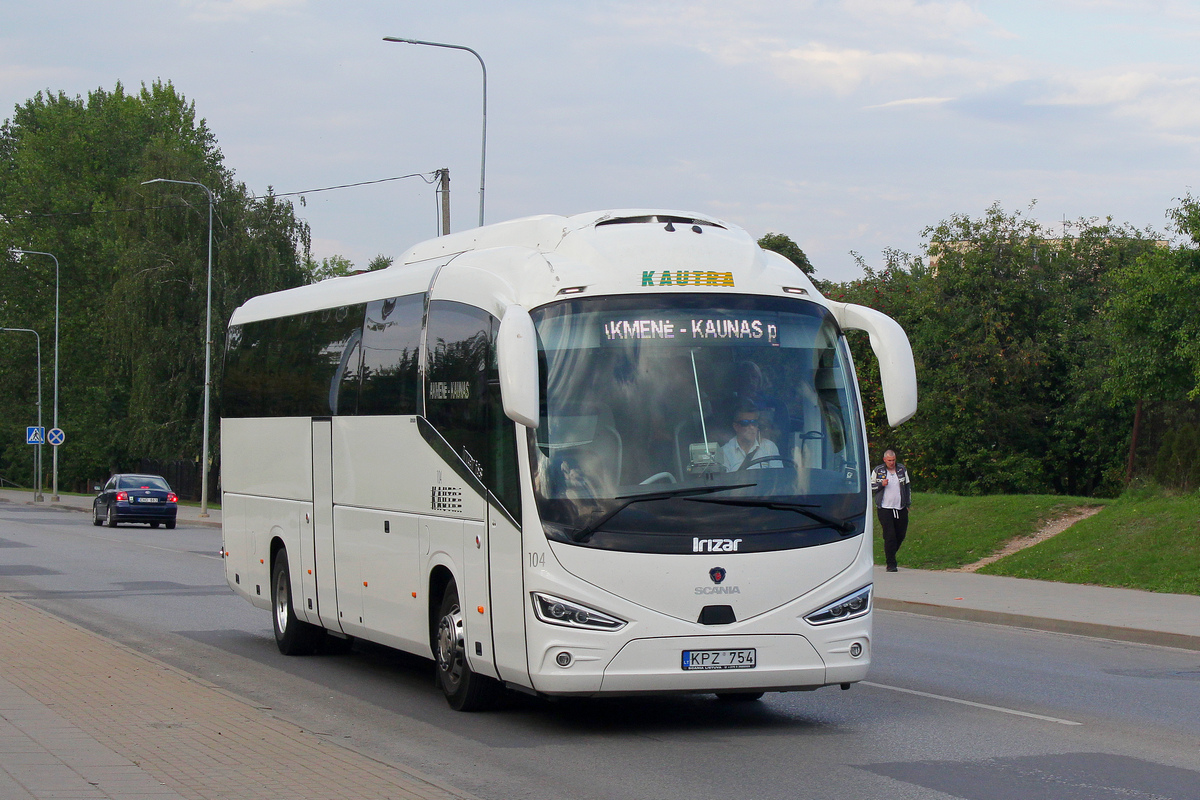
220, 210, 917, 710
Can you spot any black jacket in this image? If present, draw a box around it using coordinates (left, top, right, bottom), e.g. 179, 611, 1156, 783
871, 463, 911, 509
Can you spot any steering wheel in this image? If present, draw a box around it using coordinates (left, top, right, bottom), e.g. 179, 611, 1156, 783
639, 471, 677, 485
738, 455, 796, 470
797, 430, 825, 440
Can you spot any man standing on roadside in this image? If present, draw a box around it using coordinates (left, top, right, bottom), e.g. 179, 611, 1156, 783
871, 449, 911, 572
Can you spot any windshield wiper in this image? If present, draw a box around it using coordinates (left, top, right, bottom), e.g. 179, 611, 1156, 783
571, 483, 757, 543
684, 497, 858, 534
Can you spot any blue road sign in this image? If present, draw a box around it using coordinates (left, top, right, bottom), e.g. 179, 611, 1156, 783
26, 427, 45, 445
47, 428, 65, 446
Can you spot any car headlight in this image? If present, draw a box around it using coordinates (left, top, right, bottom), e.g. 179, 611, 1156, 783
804, 585, 871, 626
531, 592, 626, 631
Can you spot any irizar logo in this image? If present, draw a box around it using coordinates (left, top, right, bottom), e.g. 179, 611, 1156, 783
693, 537, 742, 553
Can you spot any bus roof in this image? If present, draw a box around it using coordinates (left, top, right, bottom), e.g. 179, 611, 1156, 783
229, 209, 820, 326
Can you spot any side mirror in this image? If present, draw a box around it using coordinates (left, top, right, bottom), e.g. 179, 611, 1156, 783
496, 304, 540, 428
828, 302, 918, 427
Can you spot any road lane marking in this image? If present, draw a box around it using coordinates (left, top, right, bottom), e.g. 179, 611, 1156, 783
862, 681, 1082, 725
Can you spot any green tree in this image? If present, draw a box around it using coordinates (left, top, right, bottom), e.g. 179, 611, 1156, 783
304, 254, 356, 282
1101, 195, 1200, 485
758, 233, 815, 277
0, 81, 310, 493
831, 204, 1156, 497
368, 254, 394, 271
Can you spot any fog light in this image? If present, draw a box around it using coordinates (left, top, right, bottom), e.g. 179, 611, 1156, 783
555, 651, 573, 667
849, 642, 863, 658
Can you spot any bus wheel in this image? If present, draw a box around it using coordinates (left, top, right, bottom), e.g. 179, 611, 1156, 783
271, 551, 324, 655
435, 583, 500, 711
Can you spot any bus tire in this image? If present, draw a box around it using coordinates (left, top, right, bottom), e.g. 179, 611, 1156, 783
435, 583, 501, 711
271, 551, 324, 655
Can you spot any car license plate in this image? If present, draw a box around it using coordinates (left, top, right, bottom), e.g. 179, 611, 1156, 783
681, 648, 756, 670
136, 497, 159, 503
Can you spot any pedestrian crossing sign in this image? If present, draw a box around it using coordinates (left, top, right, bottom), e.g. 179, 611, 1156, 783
26, 427, 45, 445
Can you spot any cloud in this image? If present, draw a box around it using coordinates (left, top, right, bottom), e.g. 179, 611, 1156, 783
181, 0, 306, 24
865, 96, 955, 109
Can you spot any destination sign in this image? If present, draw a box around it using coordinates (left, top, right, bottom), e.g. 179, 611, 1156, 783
602, 317, 779, 345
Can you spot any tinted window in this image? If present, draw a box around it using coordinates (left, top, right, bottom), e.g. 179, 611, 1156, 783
223, 304, 367, 417
425, 300, 520, 516
358, 294, 424, 415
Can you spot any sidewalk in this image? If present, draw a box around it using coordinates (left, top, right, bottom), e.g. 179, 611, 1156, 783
1, 487, 1198, 799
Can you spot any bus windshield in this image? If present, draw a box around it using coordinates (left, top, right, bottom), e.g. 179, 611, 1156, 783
529, 294, 867, 554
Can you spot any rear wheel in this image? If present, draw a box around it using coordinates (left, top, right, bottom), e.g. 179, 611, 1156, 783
434, 583, 501, 711
165, 520, 176, 530
150, 522, 160, 529
271, 551, 325, 655
105, 505, 117, 528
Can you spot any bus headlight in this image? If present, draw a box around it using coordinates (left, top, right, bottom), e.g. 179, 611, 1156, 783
532, 592, 627, 631
804, 585, 871, 626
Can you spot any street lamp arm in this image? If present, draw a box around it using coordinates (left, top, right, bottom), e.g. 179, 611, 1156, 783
383, 36, 487, 228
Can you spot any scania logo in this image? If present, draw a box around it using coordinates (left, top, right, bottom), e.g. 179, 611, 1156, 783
709, 567, 726, 584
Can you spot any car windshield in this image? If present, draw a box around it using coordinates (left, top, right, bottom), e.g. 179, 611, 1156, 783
117, 476, 170, 491
528, 294, 867, 553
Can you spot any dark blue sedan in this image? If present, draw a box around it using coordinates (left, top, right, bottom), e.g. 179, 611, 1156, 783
93, 474, 179, 529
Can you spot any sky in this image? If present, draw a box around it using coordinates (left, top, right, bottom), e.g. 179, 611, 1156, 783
3, 0, 1199, 282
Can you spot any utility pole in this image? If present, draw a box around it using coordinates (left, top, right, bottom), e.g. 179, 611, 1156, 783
438, 168, 451, 236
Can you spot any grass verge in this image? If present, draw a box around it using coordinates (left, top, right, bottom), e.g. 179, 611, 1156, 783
980, 495, 1200, 595
873, 492, 1105, 571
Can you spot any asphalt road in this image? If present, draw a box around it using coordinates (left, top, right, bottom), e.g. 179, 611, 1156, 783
1, 501, 1197, 800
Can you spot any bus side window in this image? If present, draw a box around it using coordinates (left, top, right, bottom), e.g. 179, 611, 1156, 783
358, 294, 424, 416
425, 300, 521, 518
222, 305, 366, 418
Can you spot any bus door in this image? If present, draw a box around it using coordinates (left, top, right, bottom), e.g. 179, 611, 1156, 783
486, 501, 528, 686
311, 418, 344, 631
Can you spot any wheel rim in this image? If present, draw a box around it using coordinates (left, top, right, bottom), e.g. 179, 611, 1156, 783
274, 567, 290, 635
107, 506, 114, 524
436, 603, 466, 692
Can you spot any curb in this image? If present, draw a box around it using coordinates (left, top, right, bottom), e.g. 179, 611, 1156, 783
875, 597, 1200, 652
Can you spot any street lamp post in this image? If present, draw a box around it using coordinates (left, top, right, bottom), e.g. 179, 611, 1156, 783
141, 178, 214, 517
383, 37, 487, 228
9, 250, 59, 501
1, 328, 42, 501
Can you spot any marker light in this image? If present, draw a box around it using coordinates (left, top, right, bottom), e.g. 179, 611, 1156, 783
531, 592, 626, 631
804, 585, 872, 626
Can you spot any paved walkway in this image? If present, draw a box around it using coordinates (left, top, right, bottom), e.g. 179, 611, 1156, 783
1, 487, 1198, 799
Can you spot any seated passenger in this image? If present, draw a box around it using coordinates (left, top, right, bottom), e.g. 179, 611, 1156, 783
720, 402, 781, 471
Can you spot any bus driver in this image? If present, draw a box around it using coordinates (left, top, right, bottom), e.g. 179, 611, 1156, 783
720, 400, 781, 471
